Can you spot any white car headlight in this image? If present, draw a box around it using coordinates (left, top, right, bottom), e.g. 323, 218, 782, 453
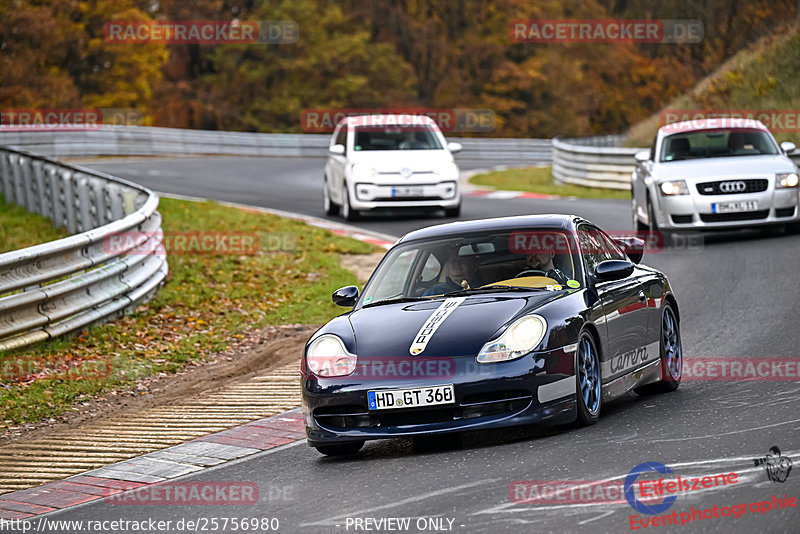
434, 162, 459, 179
306, 335, 357, 377
352, 163, 376, 181
477, 315, 547, 363
659, 180, 689, 196
777, 172, 799, 188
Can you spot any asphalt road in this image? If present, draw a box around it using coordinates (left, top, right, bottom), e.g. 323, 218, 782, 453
42, 155, 800, 534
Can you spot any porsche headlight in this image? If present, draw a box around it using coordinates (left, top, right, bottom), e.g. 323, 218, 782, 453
659, 180, 689, 196
777, 172, 799, 188
352, 163, 376, 181
306, 335, 357, 377
477, 315, 547, 363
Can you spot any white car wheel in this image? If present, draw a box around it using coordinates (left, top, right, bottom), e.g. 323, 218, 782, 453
341, 184, 358, 221
323, 179, 338, 215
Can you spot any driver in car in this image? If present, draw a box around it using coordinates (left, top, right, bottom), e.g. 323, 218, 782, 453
519, 251, 569, 284
423, 253, 483, 296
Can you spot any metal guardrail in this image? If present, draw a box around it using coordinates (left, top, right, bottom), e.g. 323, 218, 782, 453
4, 128, 796, 194
553, 136, 800, 190
0, 126, 553, 163
0, 146, 168, 351
552, 137, 639, 190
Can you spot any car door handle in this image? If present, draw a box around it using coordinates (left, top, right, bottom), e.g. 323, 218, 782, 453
638, 290, 647, 303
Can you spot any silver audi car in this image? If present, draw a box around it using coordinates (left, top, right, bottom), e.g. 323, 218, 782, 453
631, 119, 800, 234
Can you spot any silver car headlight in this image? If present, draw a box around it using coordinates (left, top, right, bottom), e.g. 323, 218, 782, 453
477, 315, 547, 363
306, 334, 357, 377
777, 172, 799, 188
659, 180, 689, 196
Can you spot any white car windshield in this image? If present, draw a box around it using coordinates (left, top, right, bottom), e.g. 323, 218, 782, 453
354, 125, 444, 151
360, 230, 581, 306
660, 129, 779, 161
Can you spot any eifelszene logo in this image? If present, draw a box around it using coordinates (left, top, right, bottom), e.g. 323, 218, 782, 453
624, 462, 678, 515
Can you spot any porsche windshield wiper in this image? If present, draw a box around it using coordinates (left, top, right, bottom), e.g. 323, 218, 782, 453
363, 296, 430, 308
442, 285, 545, 296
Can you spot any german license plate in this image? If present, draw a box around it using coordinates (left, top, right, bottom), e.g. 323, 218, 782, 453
712, 201, 758, 213
391, 186, 424, 197
368, 385, 454, 410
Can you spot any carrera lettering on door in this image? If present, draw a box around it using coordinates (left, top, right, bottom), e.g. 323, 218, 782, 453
608, 341, 660, 375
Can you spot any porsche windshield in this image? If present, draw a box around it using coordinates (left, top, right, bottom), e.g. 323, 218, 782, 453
361, 230, 580, 305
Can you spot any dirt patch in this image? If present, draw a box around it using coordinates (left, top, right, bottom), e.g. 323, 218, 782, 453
340, 252, 385, 283
0, 324, 318, 445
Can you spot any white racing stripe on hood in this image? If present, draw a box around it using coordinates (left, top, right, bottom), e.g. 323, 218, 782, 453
409, 297, 467, 355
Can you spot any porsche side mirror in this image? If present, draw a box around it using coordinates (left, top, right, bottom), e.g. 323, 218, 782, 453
332, 285, 359, 307
329, 144, 345, 156
780, 141, 796, 154
612, 237, 645, 264
447, 142, 463, 154
634, 150, 650, 163
595, 260, 635, 282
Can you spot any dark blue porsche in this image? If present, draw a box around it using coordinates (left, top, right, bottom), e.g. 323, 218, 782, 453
301, 215, 682, 455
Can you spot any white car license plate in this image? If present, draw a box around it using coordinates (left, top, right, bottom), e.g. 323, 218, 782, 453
712, 200, 758, 214
391, 186, 424, 197
368, 385, 454, 410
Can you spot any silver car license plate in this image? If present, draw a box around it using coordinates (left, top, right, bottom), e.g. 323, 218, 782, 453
712, 201, 758, 214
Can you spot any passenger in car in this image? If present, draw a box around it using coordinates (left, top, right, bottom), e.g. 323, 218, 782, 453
423, 252, 484, 295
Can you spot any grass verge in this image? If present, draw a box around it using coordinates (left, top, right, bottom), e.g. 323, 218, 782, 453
626, 22, 800, 146
0, 194, 69, 253
469, 166, 630, 200
0, 197, 380, 425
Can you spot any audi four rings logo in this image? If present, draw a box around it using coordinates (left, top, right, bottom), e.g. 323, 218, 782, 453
719, 181, 746, 193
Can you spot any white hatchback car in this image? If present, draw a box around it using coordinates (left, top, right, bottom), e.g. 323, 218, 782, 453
631, 119, 800, 233
323, 115, 462, 220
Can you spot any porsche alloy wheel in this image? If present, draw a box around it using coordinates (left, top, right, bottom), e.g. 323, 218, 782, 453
635, 303, 682, 395
576, 332, 601, 425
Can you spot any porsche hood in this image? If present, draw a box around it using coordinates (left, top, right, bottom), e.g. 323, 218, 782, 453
348, 292, 563, 358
